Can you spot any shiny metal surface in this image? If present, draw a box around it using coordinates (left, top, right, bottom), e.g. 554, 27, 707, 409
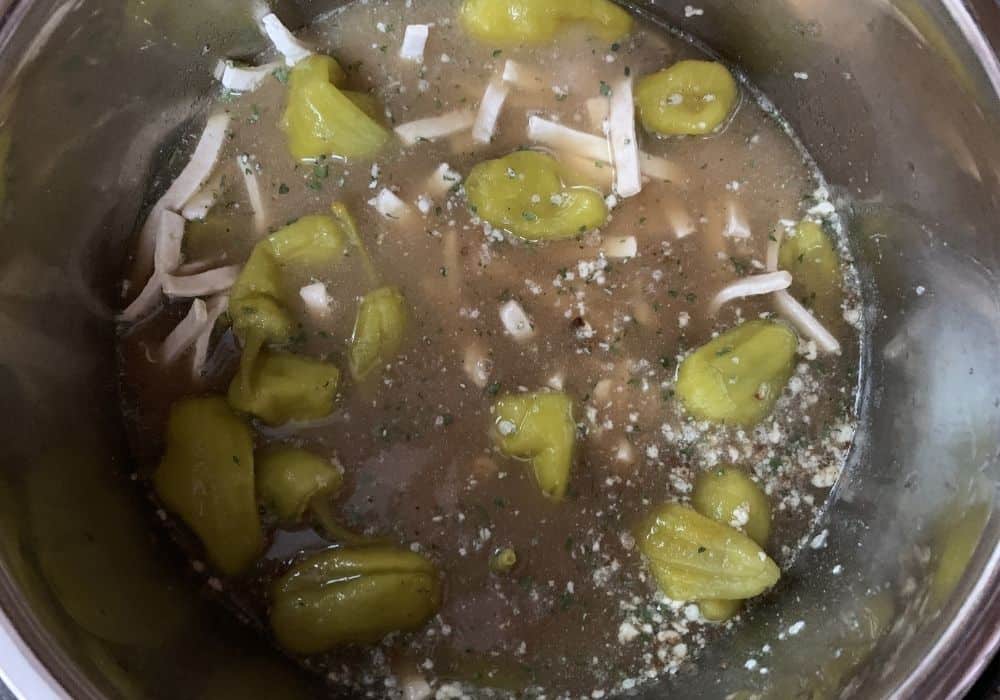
0, 1, 996, 698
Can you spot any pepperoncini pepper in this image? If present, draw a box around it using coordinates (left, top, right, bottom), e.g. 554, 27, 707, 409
778, 219, 843, 321
491, 391, 576, 501
256, 446, 344, 523
675, 320, 797, 427
348, 286, 408, 382
269, 546, 442, 654
153, 397, 262, 576
228, 350, 341, 426
465, 151, 608, 241
636, 60, 738, 136
281, 55, 391, 161
460, 0, 633, 46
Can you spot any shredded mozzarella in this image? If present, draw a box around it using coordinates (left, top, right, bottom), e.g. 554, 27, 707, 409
299, 282, 331, 316
162, 265, 241, 298
556, 152, 613, 191
499, 300, 534, 341
766, 225, 785, 272
192, 294, 229, 377
608, 77, 641, 198
722, 200, 752, 238
774, 290, 842, 354
152, 210, 186, 276
395, 111, 476, 145
370, 188, 412, 220
463, 344, 492, 388
400, 24, 429, 62
602, 235, 638, 259
181, 170, 226, 221
501, 60, 544, 90
668, 204, 697, 239
585, 96, 609, 130
217, 60, 282, 92
472, 79, 509, 144
133, 113, 231, 282
161, 298, 208, 364
638, 152, 683, 182
119, 273, 164, 322
709, 271, 792, 313
425, 163, 462, 198
261, 13, 313, 66
238, 155, 267, 236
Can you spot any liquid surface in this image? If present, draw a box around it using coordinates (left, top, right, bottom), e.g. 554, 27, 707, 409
118, 2, 863, 697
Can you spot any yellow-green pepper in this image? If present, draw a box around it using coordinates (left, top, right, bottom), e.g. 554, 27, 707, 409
930, 501, 991, 608
465, 151, 607, 241
270, 546, 441, 654
692, 466, 772, 546
491, 391, 575, 501
675, 320, 798, 427
636, 503, 780, 601
348, 286, 408, 382
460, 0, 632, 45
256, 446, 343, 523
154, 397, 262, 576
228, 350, 341, 426
698, 598, 742, 622
281, 55, 390, 161
636, 60, 738, 136
779, 219, 842, 321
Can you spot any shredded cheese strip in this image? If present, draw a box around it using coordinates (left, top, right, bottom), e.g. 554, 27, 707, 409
722, 200, 751, 238
472, 80, 509, 144
217, 60, 282, 92
133, 113, 231, 279
162, 265, 241, 298
667, 204, 697, 239
765, 223, 786, 272
192, 294, 229, 377
601, 235, 638, 259
499, 300, 534, 341
120, 273, 165, 322
774, 290, 842, 354
424, 163, 462, 199
238, 155, 268, 236
370, 188, 412, 220
608, 77, 641, 198
557, 152, 613, 191
709, 271, 792, 314
181, 170, 226, 221
152, 210, 186, 276
501, 60, 544, 90
400, 24, 429, 62
585, 96, 609, 130
161, 299, 208, 364
395, 111, 476, 145
261, 13, 313, 66
463, 343, 491, 388
527, 117, 681, 183
299, 282, 331, 316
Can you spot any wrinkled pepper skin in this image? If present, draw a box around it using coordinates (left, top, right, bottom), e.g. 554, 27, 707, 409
281, 55, 390, 161
228, 350, 341, 426
465, 151, 607, 241
348, 286, 408, 382
636, 503, 780, 601
491, 392, 575, 500
460, 0, 632, 45
256, 446, 343, 523
692, 466, 772, 546
675, 320, 797, 427
636, 60, 738, 136
154, 397, 262, 576
270, 545, 442, 654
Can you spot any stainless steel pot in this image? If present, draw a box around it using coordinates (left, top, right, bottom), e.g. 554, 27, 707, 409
0, 1, 997, 698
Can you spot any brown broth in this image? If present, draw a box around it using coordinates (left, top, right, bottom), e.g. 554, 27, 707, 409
117, 2, 864, 697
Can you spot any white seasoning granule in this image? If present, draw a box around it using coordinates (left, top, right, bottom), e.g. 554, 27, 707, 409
793, 71, 809, 80
617, 621, 640, 644
788, 620, 806, 636
744, 658, 758, 671
684, 5, 704, 17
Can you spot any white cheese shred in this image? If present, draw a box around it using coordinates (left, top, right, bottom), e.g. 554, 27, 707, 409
425, 163, 462, 198
668, 204, 697, 239
162, 265, 241, 298
557, 152, 614, 191
191, 294, 229, 377
399, 24, 429, 62
299, 282, 331, 316
394, 111, 476, 146
499, 300, 534, 341
161, 298, 208, 364
774, 290, 842, 354
722, 200, 752, 238
766, 225, 785, 272
132, 112, 231, 280
472, 79, 509, 145
261, 13, 313, 66
608, 77, 642, 198
181, 170, 226, 221
602, 235, 638, 259
585, 96, 609, 130
709, 271, 792, 314
463, 343, 491, 388
238, 155, 267, 236
370, 188, 412, 220
501, 60, 544, 90
217, 60, 282, 93
152, 210, 186, 276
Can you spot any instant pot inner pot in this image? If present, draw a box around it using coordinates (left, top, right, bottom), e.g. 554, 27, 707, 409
0, 1, 997, 698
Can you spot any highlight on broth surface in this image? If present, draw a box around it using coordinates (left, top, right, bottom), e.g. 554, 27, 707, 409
116, 1, 864, 697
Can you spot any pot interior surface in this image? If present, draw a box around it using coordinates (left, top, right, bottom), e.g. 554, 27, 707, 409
0, 1, 997, 698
